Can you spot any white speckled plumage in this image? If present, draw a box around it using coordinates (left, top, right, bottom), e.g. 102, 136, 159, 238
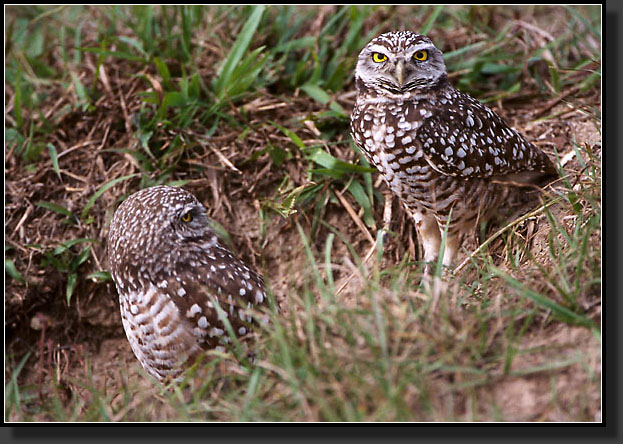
351, 31, 557, 269
107, 186, 265, 382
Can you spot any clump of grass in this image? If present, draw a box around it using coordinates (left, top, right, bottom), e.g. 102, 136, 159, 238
8, 209, 599, 421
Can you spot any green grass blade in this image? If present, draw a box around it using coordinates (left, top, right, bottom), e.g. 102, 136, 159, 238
66, 272, 77, 305
52, 238, 96, 255
301, 83, 331, 105
86, 271, 112, 283
69, 71, 90, 108
213, 5, 265, 96
347, 179, 375, 228
47, 143, 62, 180
81, 174, 139, 219
491, 267, 599, 330
36, 201, 76, 222
6, 259, 25, 284
5, 352, 31, 420
272, 122, 306, 149
306, 147, 376, 174
420, 5, 444, 35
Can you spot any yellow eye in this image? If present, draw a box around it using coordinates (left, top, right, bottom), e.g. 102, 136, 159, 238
372, 52, 388, 63
413, 50, 428, 61
181, 212, 193, 223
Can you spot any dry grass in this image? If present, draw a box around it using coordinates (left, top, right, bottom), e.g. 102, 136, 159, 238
5, 5, 601, 422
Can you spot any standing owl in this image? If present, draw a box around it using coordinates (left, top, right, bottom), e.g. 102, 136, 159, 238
106, 185, 266, 382
350, 31, 557, 271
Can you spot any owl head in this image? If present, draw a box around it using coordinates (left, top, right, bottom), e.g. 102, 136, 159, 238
107, 186, 218, 283
355, 31, 447, 95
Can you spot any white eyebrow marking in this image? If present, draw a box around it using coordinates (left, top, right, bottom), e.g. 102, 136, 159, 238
366, 44, 392, 55
407, 43, 436, 52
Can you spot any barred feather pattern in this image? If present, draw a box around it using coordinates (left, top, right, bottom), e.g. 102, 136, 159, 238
107, 186, 266, 382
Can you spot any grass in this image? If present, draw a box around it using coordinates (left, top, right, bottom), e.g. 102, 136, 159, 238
5, 5, 601, 422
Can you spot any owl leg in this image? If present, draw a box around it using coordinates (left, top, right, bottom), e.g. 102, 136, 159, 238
412, 209, 441, 273
383, 190, 393, 232
441, 230, 461, 268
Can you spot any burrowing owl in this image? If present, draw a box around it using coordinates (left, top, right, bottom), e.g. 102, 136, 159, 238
106, 185, 266, 382
350, 31, 557, 270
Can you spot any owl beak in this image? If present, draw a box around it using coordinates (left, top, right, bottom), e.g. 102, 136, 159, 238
394, 60, 405, 87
